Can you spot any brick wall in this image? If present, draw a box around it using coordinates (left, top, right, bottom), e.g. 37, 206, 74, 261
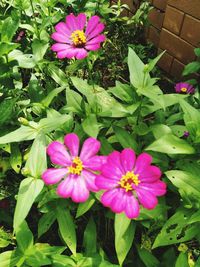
147, 0, 200, 78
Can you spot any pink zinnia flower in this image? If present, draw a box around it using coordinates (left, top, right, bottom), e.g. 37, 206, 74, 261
42, 133, 106, 202
51, 13, 105, 60
175, 82, 195, 94
96, 149, 166, 219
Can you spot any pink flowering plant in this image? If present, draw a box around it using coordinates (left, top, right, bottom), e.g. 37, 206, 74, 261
1, 1, 200, 266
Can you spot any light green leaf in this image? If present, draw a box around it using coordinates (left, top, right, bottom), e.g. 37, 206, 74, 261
1, 16, 19, 42
0, 250, 21, 267
82, 114, 100, 138
0, 43, 19, 57
10, 143, 22, 173
25, 133, 47, 178
146, 133, 195, 154
38, 114, 70, 134
42, 86, 65, 107
0, 126, 37, 144
38, 211, 56, 238
16, 221, 33, 253
8, 50, 36, 68
0, 99, 15, 126
14, 178, 44, 230
175, 253, 190, 267
76, 195, 95, 218
83, 217, 97, 256
56, 206, 76, 255
114, 213, 135, 266
137, 247, 159, 267
32, 39, 48, 62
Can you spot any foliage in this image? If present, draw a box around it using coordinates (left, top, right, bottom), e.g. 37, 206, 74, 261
0, 1, 200, 267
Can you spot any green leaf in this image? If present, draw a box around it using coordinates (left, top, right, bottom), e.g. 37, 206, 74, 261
1, 16, 19, 42
32, 39, 48, 62
183, 61, 200, 76
0, 250, 21, 267
0, 43, 19, 57
42, 86, 65, 107
194, 48, 200, 57
66, 87, 83, 113
137, 247, 159, 267
8, 50, 36, 68
25, 133, 47, 178
9, 143, 22, 173
76, 195, 95, 218
0, 126, 37, 144
165, 170, 200, 200
0, 99, 15, 126
14, 178, 44, 230
82, 114, 100, 138
48, 65, 68, 86
108, 81, 134, 103
145, 50, 165, 73
153, 209, 199, 248
38, 211, 56, 238
16, 221, 33, 253
52, 255, 76, 267
175, 253, 189, 267
114, 213, 135, 266
146, 133, 195, 154
56, 206, 76, 255
83, 217, 97, 256
113, 126, 139, 152
38, 114, 70, 134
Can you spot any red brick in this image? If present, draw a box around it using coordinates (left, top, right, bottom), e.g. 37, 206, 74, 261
159, 29, 196, 64
148, 8, 165, 29
168, 0, 200, 20
153, 0, 167, 11
163, 6, 184, 35
148, 26, 160, 47
157, 49, 173, 72
181, 15, 200, 46
170, 59, 185, 79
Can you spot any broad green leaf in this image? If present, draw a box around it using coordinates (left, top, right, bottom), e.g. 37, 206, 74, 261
52, 255, 76, 267
146, 133, 195, 154
183, 61, 200, 76
0, 43, 19, 57
48, 65, 68, 85
0, 250, 21, 267
32, 39, 48, 62
151, 124, 172, 139
137, 247, 159, 267
38, 211, 56, 238
56, 206, 76, 255
108, 81, 134, 103
66, 87, 83, 113
42, 86, 65, 107
82, 114, 100, 138
0, 99, 15, 126
25, 133, 47, 178
83, 217, 97, 256
113, 126, 139, 152
14, 178, 44, 230
38, 114, 70, 134
145, 50, 165, 73
114, 213, 135, 266
16, 221, 33, 253
153, 209, 199, 248
76, 195, 95, 218
165, 170, 200, 200
8, 50, 36, 68
0, 126, 37, 144
175, 253, 189, 267
10, 143, 22, 173
1, 16, 19, 42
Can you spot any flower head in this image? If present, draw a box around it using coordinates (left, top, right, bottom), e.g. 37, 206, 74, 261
95, 149, 166, 219
183, 131, 190, 138
42, 133, 106, 203
175, 82, 195, 94
51, 13, 105, 60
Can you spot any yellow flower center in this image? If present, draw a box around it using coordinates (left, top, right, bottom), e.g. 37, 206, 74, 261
68, 157, 83, 175
71, 30, 86, 46
118, 171, 140, 192
181, 87, 187, 93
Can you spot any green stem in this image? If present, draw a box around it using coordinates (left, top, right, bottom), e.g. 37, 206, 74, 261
29, 0, 40, 39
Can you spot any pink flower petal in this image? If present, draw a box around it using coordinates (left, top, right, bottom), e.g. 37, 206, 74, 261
77, 13, 87, 30
47, 141, 71, 166
51, 32, 71, 43
57, 174, 75, 198
107, 151, 124, 172
86, 35, 105, 45
82, 170, 99, 192
134, 153, 152, 173
139, 181, 167, 196
80, 137, 100, 161
136, 189, 158, 210
71, 176, 89, 202
101, 164, 122, 180
84, 155, 107, 171
66, 14, 78, 31
124, 193, 140, 219
51, 43, 71, 52
64, 133, 80, 157
138, 166, 162, 183
110, 189, 126, 213
75, 48, 88, 59
85, 15, 100, 36
42, 168, 68, 185
56, 48, 77, 59
85, 43, 100, 51
95, 175, 118, 190
87, 23, 105, 40
120, 148, 136, 172
55, 22, 71, 35
101, 188, 119, 207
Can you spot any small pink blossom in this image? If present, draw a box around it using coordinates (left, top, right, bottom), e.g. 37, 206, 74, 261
42, 133, 106, 203
175, 82, 195, 94
95, 149, 167, 219
51, 13, 106, 60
